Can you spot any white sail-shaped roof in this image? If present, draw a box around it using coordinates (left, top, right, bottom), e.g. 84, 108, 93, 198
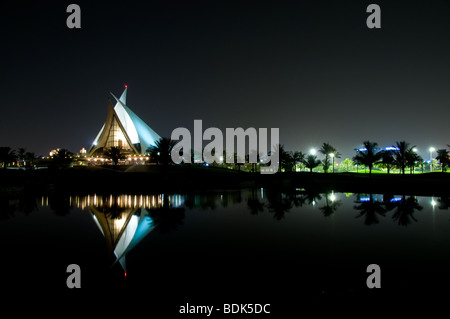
89, 87, 161, 155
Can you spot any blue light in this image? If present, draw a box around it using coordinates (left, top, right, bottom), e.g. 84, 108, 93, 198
356, 146, 400, 152
390, 197, 402, 202
359, 197, 370, 202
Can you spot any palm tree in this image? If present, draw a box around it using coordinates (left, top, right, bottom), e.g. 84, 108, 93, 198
378, 150, 395, 174
319, 143, 340, 173
24, 152, 36, 169
292, 151, 305, 172
248, 149, 260, 172
406, 150, 422, 174
392, 141, 415, 175
342, 158, 353, 172
352, 141, 381, 175
103, 147, 125, 166
436, 149, 450, 172
52, 149, 74, 167
17, 147, 26, 166
303, 154, 321, 173
0, 147, 17, 169
147, 137, 177, 165
272, 144, 293, 172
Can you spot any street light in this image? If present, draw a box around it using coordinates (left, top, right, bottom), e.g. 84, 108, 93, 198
310, 148, 316, 155
429, 147, 435, 171
330, 153, 335, 173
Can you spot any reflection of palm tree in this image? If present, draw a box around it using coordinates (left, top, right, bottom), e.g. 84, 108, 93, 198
149, 194, 185, 233
319, 193, 342, 217
382, 193, 397, 213
184, 193, 218, 210
0, 196, 16, 220
247, 188, 264, 215
438, 196, 450, 210
48, 193, 72, 216
19, 191, 38, 215
354, 194, 386, 226
391, 195, 423, 226
266, 190, 292, 220
302, 191, 322, 206
285, 190, 308, 208
102, 202, 123, 219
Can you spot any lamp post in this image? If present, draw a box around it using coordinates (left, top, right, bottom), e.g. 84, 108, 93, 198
429, 147, 435, 172
330, 153, 335, 173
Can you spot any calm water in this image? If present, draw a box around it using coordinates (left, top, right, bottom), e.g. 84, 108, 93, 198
2, 189, 450, 316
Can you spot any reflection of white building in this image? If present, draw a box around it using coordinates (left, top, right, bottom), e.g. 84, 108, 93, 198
82, 194, 184, 274
88, 87, 161, 156
88, 206, 155, 274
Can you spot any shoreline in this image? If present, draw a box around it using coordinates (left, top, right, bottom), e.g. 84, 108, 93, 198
1, 165, 450, 196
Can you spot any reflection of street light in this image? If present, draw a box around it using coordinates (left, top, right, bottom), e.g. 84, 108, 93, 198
430, 147, 435, 171
330, 191, 336, 202
330, 153, 335, 173
431, 198, 437, 208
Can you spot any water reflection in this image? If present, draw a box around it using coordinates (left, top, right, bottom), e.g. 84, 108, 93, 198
353, 194, 424, 226
391, 195, 423, 226
247, 188, 264, 215
354, 193, 387, 226
84, 194, 185, 273
1, 190, 446, 228
2, 189, 449, 280
319, 192, 342, 217
0, 190, 38, 220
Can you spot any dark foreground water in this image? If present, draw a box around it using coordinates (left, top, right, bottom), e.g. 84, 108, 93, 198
2, 189, 450, 316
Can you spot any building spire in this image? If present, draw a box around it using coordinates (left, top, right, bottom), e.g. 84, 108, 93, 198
119, 85, 127, 104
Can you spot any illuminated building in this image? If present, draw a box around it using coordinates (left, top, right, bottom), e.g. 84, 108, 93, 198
88, 87, 161, 156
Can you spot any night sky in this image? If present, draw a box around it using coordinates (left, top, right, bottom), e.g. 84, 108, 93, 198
2, 0, 450, 160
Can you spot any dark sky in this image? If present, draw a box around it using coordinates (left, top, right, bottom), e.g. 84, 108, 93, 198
2, 0, 450, 160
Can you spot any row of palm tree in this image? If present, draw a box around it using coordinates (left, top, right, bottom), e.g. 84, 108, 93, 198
276, 142, 341, 173
352, 140, 447, 175
2, 138, 450, 173
0, 146, 36, 169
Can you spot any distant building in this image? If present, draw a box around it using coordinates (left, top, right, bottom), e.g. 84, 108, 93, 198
88, 87, 161, 157
49, 148, 60, 156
